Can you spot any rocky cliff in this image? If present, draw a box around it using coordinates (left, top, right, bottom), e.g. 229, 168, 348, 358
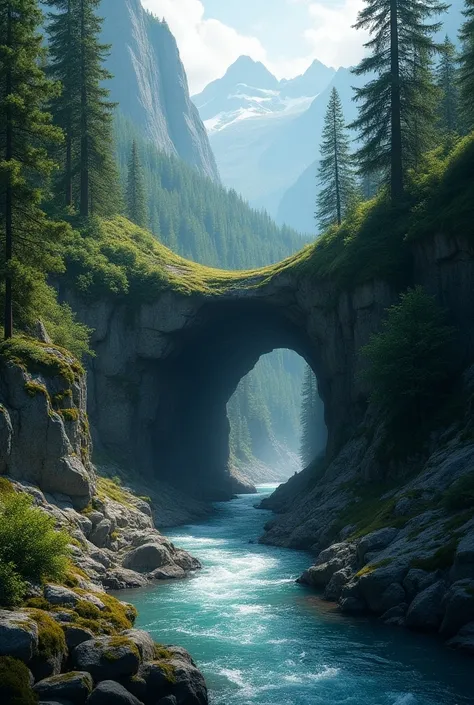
0, 337, 201, 587
0, 337, 209, 703
100, 0, 219, 182
257, 232, 474, 654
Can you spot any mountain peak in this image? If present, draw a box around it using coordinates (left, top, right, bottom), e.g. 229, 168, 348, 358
223, 55, 279, 90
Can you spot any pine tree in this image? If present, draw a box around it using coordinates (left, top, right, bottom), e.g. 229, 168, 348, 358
436, 36, 459, 135
126, 140, 147, 228
351, 0, 448, 204
0, 0, 64, 338
459, 0, 474, 131
45, 0, 120, 217
44, 0, 78, 208
316, 87, 357, 231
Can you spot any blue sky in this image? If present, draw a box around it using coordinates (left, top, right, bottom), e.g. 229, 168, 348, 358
141, 0, 461, 94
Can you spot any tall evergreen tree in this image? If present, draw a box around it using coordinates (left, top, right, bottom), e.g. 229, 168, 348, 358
44, 0, 78, 208
459, 0, 474, 131
436, 36, 459, 135
351, 0, 448, 204
126, 140, 147, 228
316, 87, 357, 231
0, 0, 64, 338
46, 0, 120, 217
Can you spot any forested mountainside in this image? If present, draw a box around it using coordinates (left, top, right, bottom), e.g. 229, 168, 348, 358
114, 112, 307, 473
100, 0, 218, 182
195, 0, 466, 230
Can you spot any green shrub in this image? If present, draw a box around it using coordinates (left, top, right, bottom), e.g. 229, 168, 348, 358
0, 561, 27, 607
0, 491, 70, 594
360, 287, 454, 430
0, 656, 38, 705
444, 471, 474, 511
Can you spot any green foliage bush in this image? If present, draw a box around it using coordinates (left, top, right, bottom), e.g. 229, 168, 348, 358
0, 562, 27, 607
0, 656, 38, 705
0, 491, 70, 606
0, 259, 91, 360
361, 286, 454, 430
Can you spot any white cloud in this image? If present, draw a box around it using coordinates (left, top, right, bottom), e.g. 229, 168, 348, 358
141, 0, 268, 94
141, 0, 369, 93
303, 0, 368, 68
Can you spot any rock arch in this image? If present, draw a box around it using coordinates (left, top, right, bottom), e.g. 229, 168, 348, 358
67, 271, 395, 500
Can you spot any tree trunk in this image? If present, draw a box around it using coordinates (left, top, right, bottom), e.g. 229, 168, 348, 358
333, 102, 342, 225
390, 0, 403, 204
65, 0, 73, 208
4, 4, 13, 339
79, 0, 89, 217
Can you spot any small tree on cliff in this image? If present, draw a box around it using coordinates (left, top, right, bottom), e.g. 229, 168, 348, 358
126, 140, 148, 228
316, 87, 357, 231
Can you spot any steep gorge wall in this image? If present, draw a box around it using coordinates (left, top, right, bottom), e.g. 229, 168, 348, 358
62, 230, 474, 504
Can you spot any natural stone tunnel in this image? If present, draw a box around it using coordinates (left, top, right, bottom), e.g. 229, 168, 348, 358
57, 228, 474, 501
65, 266, 399, 500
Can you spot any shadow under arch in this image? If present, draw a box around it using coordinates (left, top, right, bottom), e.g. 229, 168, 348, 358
157, 298, 328, 499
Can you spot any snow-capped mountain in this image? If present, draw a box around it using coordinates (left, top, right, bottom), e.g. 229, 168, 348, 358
192, 56, 336, 216
193, 55, 335, 135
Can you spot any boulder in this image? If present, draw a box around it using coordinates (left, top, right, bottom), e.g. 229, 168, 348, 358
356, 528, 399, 564
156, 698, 178, 705
86, 680, 144, 705
63, 626, 95, 651
406, 581, 447, 631
44, 585, 80, 609
140, 655, 208, 705
402, 569, 438, 603
122, 544, 171, 573
380, 604, 407, 627
440, 580, 474, 637
324, 568, 353, 601
451, 532, 474, 582
358, 562, 408, 613
121, 630, 156, 663
33, 671, 93, 704
149, 566, 186, 580
102, 569, 148, 591
90, 520, 112, 549
379, 583, 406, 613
0, 610, 38, 662
339, 597, 366, 614
72, 637, 141, 682
447, 622, 474, 654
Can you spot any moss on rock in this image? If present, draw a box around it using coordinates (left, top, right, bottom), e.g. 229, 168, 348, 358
27, 609, 67, 659
0, 656, 37, 705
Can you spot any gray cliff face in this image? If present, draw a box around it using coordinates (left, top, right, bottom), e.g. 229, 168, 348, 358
0, 346, 94, 510
63, 231, 474, 511
100, 0, 219, 182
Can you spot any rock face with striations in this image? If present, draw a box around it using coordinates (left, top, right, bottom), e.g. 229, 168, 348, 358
100, 0, 219, 182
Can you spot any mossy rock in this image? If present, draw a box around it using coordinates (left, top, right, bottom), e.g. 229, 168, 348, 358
0, 337, 84, 385
26, 609, 67, 660
0, 655, 37, 705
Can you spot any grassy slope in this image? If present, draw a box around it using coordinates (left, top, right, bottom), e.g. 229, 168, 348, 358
65, 133, 474, 306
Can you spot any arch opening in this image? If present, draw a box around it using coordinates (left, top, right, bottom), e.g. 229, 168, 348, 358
156, 300, 328, 499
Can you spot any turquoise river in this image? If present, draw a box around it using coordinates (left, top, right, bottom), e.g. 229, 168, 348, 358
119, 485, 474, 705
